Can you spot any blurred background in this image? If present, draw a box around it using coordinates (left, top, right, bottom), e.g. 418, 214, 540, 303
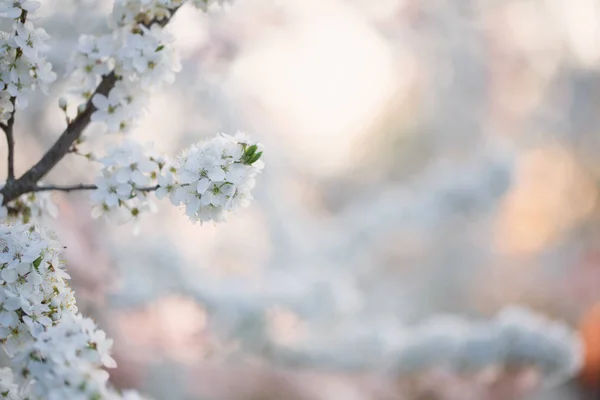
2, 0, 600, 398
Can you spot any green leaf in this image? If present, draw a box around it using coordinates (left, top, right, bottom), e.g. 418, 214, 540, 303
33, 256, 42, 270
249, 151, 263, 164
244, 144, 257, 158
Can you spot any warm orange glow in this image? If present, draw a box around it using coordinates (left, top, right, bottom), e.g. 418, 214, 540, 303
579, 303, 600, 387
494, 145, 597, 255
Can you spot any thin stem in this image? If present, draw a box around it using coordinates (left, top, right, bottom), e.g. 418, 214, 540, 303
137, 184, 159, 192
67, 147, 94, 160
1, 99, 16, 181
1, 12, 28, 182
33, 184, 98, 192
33, 184, 159, 193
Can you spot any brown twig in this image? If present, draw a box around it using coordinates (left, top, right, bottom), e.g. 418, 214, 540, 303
32, 184, 158, 193
0, 98, 16, 182
2, 71, 118, 202
1, 12, 28, 183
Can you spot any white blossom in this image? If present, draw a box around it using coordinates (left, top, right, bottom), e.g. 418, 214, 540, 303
68, 1, 181, 136
13, 20, 50, 59
0, 224, 76, 359
169, 131, 264, 223
84, 22, 179, 134
90, 80, 148, 133
66, 34, 116, 101
0, 224, 150, 399
76, 34, 115, 67
115, 24, 180, 88
13, 310, 117, 399
0, 4, 55, 122
91, 141, 161, 228
0, 0, 40, 19
90, 133, 264, 226
0, 367, 25, 399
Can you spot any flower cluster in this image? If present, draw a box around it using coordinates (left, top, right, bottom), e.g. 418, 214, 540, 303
91, 140, 163, 229
395, 307, 583, 386
0, 223, 147, 399
65, 0, 181, 135
115, 24, 180, 89
86, 23, 179, 133
90, 132, 264, 227
158, 132, 264, 223
0, 224, 76, 357
0, 0, 56, 120
13, 310, 118, 399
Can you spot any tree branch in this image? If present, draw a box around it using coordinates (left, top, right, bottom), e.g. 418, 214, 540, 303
7, 72, 118, 197
0, 6, 181, 206
11, 72, 117, 196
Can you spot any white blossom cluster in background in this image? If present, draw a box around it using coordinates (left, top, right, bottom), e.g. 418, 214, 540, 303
0, 0, 56, 120
223, 301, 583, 388
395, 307, 583, 386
